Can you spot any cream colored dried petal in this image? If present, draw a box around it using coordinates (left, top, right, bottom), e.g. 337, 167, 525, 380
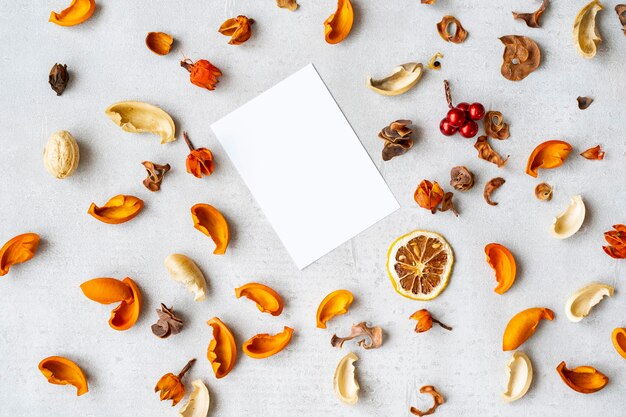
105, 101, 176, 144
43, 130, 80, 179
565, 283, 614, 322
333, 352, 359, 404
573, 0, 604, 59
366, 63, 423, 96
164, 254, 207, 301
179, 379, 210, 417
502, 351, 533, 402
551, 195, 585, 239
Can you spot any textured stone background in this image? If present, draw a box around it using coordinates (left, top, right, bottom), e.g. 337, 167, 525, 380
1, 1, 625, 416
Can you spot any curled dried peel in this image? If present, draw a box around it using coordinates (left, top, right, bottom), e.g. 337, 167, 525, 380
235, 282, 283, 316
333, 352, 359, 404
38, 356, 88, 396
207, 317, 237, 378
242, 326, 294, 359
105, 101, 176, 144
324, 0, 354, 44
331, 322, 383, 349
612, 328, 626, 359
80, 277, 142, 331
580, 145, 605, 160
574, 0, 604, 59
503, 307, 554, 351
485, 243, 517, 294
502, 351, 533, 402
88, 194, 144, 224
49, 0, 96, 27
179, 379, 210, 417
565, 283, 613, 322
366, 63, 424, 96
551, 195, 585, 239
191, 204, 229, 255
164, 254, 207, 302
219, 16, 254, 45
437, 16, 468, 43
316, 289, 354, 328
525, 140, 572, 177
410, 385, 444, 416
556, 361, 608, 393
499, 35, 541, 81
146, 32, 173, 55
0, 233, 40, 276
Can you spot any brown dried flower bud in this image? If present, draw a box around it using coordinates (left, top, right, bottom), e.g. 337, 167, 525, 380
450, 166, 474, 191
378, 120, 414, 161
535, 182, 553, 201
151, 304, 183, 338
49, 63, 69, 96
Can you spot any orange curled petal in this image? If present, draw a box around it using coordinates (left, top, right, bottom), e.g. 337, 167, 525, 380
191, 204, 229, 255
580, 145, 605, 160
207, 317, 237, 378
109, 277, 142, 331
242, 326, 294, 359
485, 243, 517, 295
235, 282, 284, 316
0, 232, 40, 276
218, 16, 253, 45
324, 0, 354, 44
612, 328, 626, 359
414, 180, 444, 213
38, 356, 88, 396
49, 0, 96, 27
556, 361, 608, 394
145, 32, 173, 56
88, 195, 144, 224
80, 277, 133, 304
155, 374, 185, 406
186, 148, 215, 178
503, 307, 554, 351
525, 140, 573, 177
316, 289, 354, 329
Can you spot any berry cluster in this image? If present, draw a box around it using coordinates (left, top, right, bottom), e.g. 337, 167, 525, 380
439, 80, 485, 139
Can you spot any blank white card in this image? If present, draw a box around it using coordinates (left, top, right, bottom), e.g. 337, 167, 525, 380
211, 64, 399, 269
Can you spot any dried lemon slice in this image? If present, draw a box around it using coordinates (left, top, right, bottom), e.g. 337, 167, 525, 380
386, 230, 453, 300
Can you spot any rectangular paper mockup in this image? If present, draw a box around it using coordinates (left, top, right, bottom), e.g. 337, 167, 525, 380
211, 64, 399, 269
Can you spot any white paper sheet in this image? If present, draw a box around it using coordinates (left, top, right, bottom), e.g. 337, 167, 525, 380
211, 64, 399, 269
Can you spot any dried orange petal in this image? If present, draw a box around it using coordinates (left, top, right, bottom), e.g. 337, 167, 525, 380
0, 233, 40, 276
324, 0, 354, 44
242, 326, 294, 359
525, 140, 572, 177
38, 356, 88, 396
218, 15, 254, 45
145, 32, 173, 55
316, 290, 354, 328
556, 361, 608, 394
80, 277, 133, 304
88, 195, 144, 224
109, 277, 142, 331
580, 145, 605, 160
235, 282, 284, 316
207, 317, 237, 378
191, 204, 229, 255
612, 328, 626, 359
485, 243, 517, 294
503, 307, 554, 351
49, 0, 96, 27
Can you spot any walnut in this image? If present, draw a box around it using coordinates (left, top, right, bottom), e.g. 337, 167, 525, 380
378, 120, 414, 161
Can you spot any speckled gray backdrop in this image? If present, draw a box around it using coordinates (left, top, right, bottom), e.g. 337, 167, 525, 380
1, 1, 625, 416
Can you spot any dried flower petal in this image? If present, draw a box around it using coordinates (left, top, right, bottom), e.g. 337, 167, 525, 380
49, 0, 96, 27
378, 120, 414, 161
219, 15, 254, 45
484, 111, 510, 140
183, 132, 215, 178
499, 35, 541, 81
410, 309, 452, 333
573, 0, 604, 59
421, 0, 437, 4
180, 59, 222, 91
151, 304, 183, 339
602, 224, 626, 259
331, 322, 383, 349
155, 359, 195, 406
141, 161, 170, 192
414, 180, 444, 213
207, 317, 237, 378
580, 145, 605, 160
410, 385, 445, 416
367, 63, 424, 96
512, 0, 548, 28
449, 166, 474, 191
484, 177, 506, 206
617, 5, 626, 35
612, 328, 626, 358
556, 361, 608, 394
503, 307, 554, 351
438, 192, 458, 217
324, 0, 354, 44
534, 182, 553, 201
0, 233, 40, 276
105, 101, 176, 144
316, 289, 354, 328
242, 326, 294, 359
235, 282, 284, 316
577, 96, 594, 109
190, 204, 229, 255
277, 0, 298, 11
485, 243, 517, 294
436, 16, 467, 44
38, 356, 88, 396
525, 140, 572, 177
427, 53, 443, 70
474, 136, 509, 167
88, 195, 144, 224
48, 63, 69, 96
145, 32, 173, 56
80, 277, 142, 331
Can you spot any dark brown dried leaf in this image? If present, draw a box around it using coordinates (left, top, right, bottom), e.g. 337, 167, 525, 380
499, 35, 541, 81
142, 161, 171, 192
49, 63, 69, 96
616, 5, 626, 35
449, 166, 474, 191
378, 120, 414, 161
151, 304, 183, 338
484, 111, 510, 140
438, 192, 459, 217
512, 0, 548, 28
577, 96, 593, 109
410, 385, 445, 416
484, 177, 506, 206
474, 136, 509, 167
330, 322, 383, 350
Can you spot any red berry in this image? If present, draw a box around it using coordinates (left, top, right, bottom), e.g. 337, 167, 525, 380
440, 118, 458, 136
468, 102, 485, 121
459, 120, 478, 138
446, 108, 466, 127
456, 102, 470, 112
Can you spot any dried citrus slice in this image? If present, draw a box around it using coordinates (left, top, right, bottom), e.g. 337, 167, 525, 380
386, 230, 453, 300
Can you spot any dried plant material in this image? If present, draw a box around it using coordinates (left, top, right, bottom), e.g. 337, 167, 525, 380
141, 161, 170, 191
485, 243, 517, 294
484, 111, 510, 140
44, 131, 79, 179
503, 307, 554, 351
80, 277, 142, 331
574, 0, 604, 59
277, 0, 298, 11
183, 132, 215, 178
105, 101, 176, 144
617, 5, 626, 35
207, 317, 237, 379
38, 356, 88, 396
242, 326, 294, 359
410, 385, 444, 416
427, 53, 443, 70
612, 328, 626, 359
180, 59, 223, 91
219, 15, 254, 45
580, 145, 605, 160
331, 322, 383, 349
525, 140, 572, 177
577, 96, 594, 109
410, 309, 452, 333
512, 0, 548, 28
535, 183, 553, 201
367, 63, 424, 96
0, 233, 40, 276
474, 136, 509, 167
436, 16, 468, 44
438, 192, 458, 217
191, 204, 229, 255
324, 0, 354, 44
449, 166, 474, 191
556, 361, 608, 393
603, 224, 626, 259
502, 351, 533, 402
316, 289, 354, 328
145, 32, 173, 55
499, 35, 541, 81
88, 195, 144, 224
179, 379, 210, 417
378, 119, 414, 161
333, 352, 359, 404
484, 177, 506, 206
164, 253, 207, 301
49, 0, 96, 26
565, 283, 613, 322
551, 195, 586, 239
48, 63, 69, 96
414, 180, 444, 213
155, 359, 195, 406
235, 282, 284, 316
386, 230, 454, 301
421, 0, 437, 3
151, 304, 183, 338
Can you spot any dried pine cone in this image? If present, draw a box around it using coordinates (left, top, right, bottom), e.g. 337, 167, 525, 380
378, 120, 414, 161
450, 166, 474, 191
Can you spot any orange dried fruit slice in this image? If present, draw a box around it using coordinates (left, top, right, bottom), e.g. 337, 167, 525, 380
386, 230, 453, 300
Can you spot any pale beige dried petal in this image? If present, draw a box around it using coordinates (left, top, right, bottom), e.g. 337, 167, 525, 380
164, 254, 207, 301
573, 0, 604, 59
551, 195, 585, 239
367, 63, 423, 96
333, 352, 359, 404
105, 101, 176, 144
178, 379, 210, 417
502, 351, 533, 402
565, 283, 614, 322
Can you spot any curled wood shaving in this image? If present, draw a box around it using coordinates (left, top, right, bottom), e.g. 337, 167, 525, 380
484, 111, 510, 140
577, 96, 593, 109
474, 136, 509, 167
617, 5, 626, 35
580, 145, 605, 160
534, 182, 553, 201
330, 322, 383, 349
277, 0, 298, 11
512, 0, 549, 28
484, 178, 506, 206
410, 385, 445, 416
436, 16, 468, 44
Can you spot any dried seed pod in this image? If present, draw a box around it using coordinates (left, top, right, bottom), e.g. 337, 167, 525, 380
427, 53, 443, 70
616, 5, 626, 35
437, 16, 468, 44
190, 204, 229, 255
141, 161, 170, 192
145, 32, 173, 55
484, 177, 505, 206
331, 322, 383, 349
565, 283, 613, 322
474, 136, 509, 167
38, 356, 88, 396
88, 195, 144, 224
218, 15, 254, 45
503, 307, 554, 351
277, 0, 298, 11
512, 0, 548, 28
499, 35, 541, 81
580, 145, 605, 160
316, 289, 354, 328
179, 380, 210, 417
414, 180, 444, 213
180, 59, 223, 91
502, 351, 533, 402
164, 253, 207, 301
525, 140, 572, 177
367, 63, 424, 96
603, 224, 626, 259
207, 317, 237, 378
378, 119, 414, 161
48, 63, 69, 95
410, 385, 444, 416
484, 111, 510, 140
439, 192, 459, 217
556, 361, 608, 393
105, 101, 176, 144
574, 0, 604, 59
243, 326, 294, 359
534, 182, 553, 201
43, 131, 80, 179
324, 0, 354, 44
450, 166, 474, 191
334, 352, 359, 404
551, 195, 585, 239
0, 233, 40, 276
49, 0, 96, 27
577, 96, 593, 109
485, 243, 517, 294
151, 304, 183, 338
410, 309, 452, 333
